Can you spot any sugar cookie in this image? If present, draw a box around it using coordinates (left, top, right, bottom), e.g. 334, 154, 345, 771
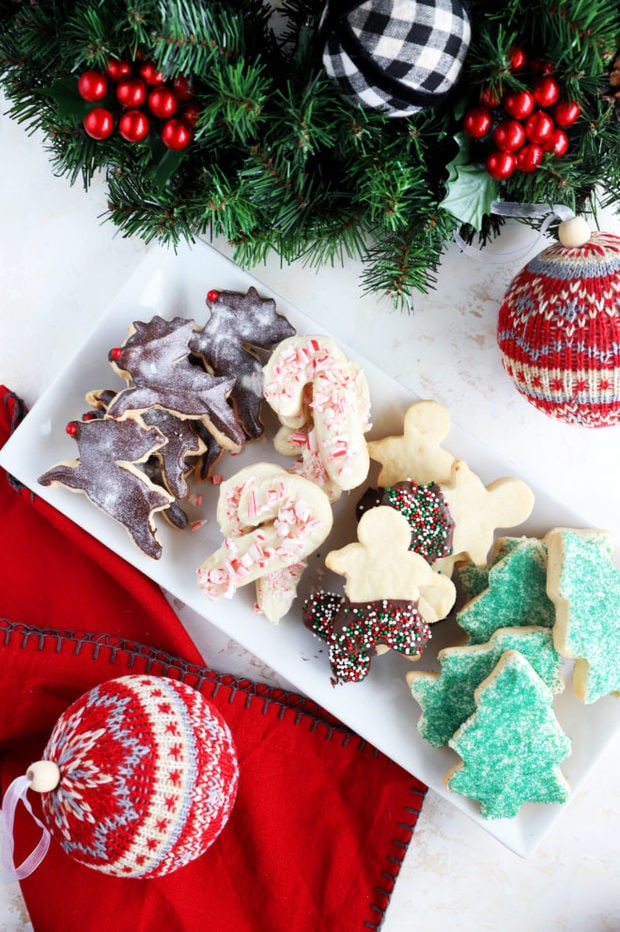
107, 315, 245, 450
189, 286, 295, 439
367, 400, 455, 486
197, 463, 333, 622
39, 416, 174, 559
456, 537, 554, 644
263, 335, 371, 498
446, 651, 571, 819
407, 626, 564, 747
545, 527, 620, 703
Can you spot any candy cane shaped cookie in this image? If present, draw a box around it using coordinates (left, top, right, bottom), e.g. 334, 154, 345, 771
263, 335, 371, 496
197, 463, 333, 622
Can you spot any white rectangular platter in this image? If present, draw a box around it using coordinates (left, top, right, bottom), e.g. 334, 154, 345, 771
1, 241, 617, 858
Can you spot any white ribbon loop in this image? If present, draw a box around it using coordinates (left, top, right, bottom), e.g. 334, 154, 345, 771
454, 201, 576, 265
0, 774, 51, 882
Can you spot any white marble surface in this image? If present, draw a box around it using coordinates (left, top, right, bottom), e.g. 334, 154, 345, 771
0, 96, 618, 931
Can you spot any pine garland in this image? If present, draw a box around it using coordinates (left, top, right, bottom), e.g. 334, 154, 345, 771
0, 0, 618, 307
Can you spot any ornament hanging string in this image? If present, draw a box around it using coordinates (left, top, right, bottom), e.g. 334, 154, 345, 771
0, 774, 51, 882
453, 201, 577, 266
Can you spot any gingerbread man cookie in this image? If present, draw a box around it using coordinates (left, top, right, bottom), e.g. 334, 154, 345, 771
303, 507, 456, 684
367, 400, 455, 486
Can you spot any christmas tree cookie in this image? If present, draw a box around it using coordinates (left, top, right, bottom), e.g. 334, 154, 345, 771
407, 626, 564, 747
446, 651, 572, 819
456, 538, 554, 644
545, 527, 620, 703
456, 536, 522, 600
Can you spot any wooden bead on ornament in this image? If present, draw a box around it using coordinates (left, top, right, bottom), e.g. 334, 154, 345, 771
15, 675, 239, 878
320, 0, 471, 117
497, 219, 620, 427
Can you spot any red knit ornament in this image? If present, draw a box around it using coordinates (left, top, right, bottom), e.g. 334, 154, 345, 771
36, 675, 239, 877
497, 228, 620, 428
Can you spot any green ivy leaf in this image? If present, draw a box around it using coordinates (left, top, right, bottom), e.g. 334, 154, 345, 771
439, 135, 498, 231
41, 76, 99, 124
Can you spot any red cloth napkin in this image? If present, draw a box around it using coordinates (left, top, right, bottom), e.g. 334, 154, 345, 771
0, 386, 426, 932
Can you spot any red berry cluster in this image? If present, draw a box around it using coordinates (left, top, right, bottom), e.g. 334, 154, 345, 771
78, 57, 200, 150
462, 49, 581, 180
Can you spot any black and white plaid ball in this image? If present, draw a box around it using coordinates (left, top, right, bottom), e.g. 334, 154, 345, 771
321, 0, 471, 117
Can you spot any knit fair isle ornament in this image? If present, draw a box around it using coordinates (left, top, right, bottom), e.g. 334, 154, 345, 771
497, 217, 620, 428
320, 0, 471, 117
4, 676, 239, 879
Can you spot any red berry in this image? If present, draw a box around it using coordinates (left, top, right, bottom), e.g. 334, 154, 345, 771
485, 151, 517, 180
116, 76, 147, 109
181, 102, 201, 126
503, 89, 535, 120
109, 347, 124, 361
139, 61, 165, 86
161, 117, 193, 150
542, 128, 569, 157
530, 58, 555, 74
509, 47, 527, 71
65, 422, 79, 437
524, 110, 555, 144
148, 85, 179, 119
83, 108, 114, 140
516, 143, 544, 172
492, 119, 526, 152
462, 106, 492, 139
172, 75, 193, 101
207, 290, 220, 303
77, 70, 108, 103
105, 58, 132, 81
554, 100, 581, 127
532, 75, 560, 108
118, 109, 150, 142
480, 86, 500, 109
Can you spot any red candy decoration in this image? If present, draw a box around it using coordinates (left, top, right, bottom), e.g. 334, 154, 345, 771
524, 109, 554, 144
109, 347, 124, 361
116, 76, 147, 109
462, 106, 492, 139
207, 290, 220, 303
83, 108, 114, 140
161, 117, 193, 150
118, 109, 150, 143
503, 89, 535, 120
485, 151, 517, 180
77, 71, 108, 103
65, 422, 79, 437
148, 85, 179, 119
554, 100, 581, 127
492, 119, 526, 152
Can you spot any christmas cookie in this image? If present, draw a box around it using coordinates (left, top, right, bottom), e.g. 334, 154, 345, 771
106, 315, 245, 450
39, 416, 174, 559
545, 527, 620, 703
366, 400, 455, 487
446, 650, 572, 819
456, 537, 554, 644
303, 507, 456, 683
456, 536, 522, 600
263, 335, 371, 499
356, 480, 455, 564
407, 626, 564, 748
197, 463, 333, 623
189, 286, 296, 439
